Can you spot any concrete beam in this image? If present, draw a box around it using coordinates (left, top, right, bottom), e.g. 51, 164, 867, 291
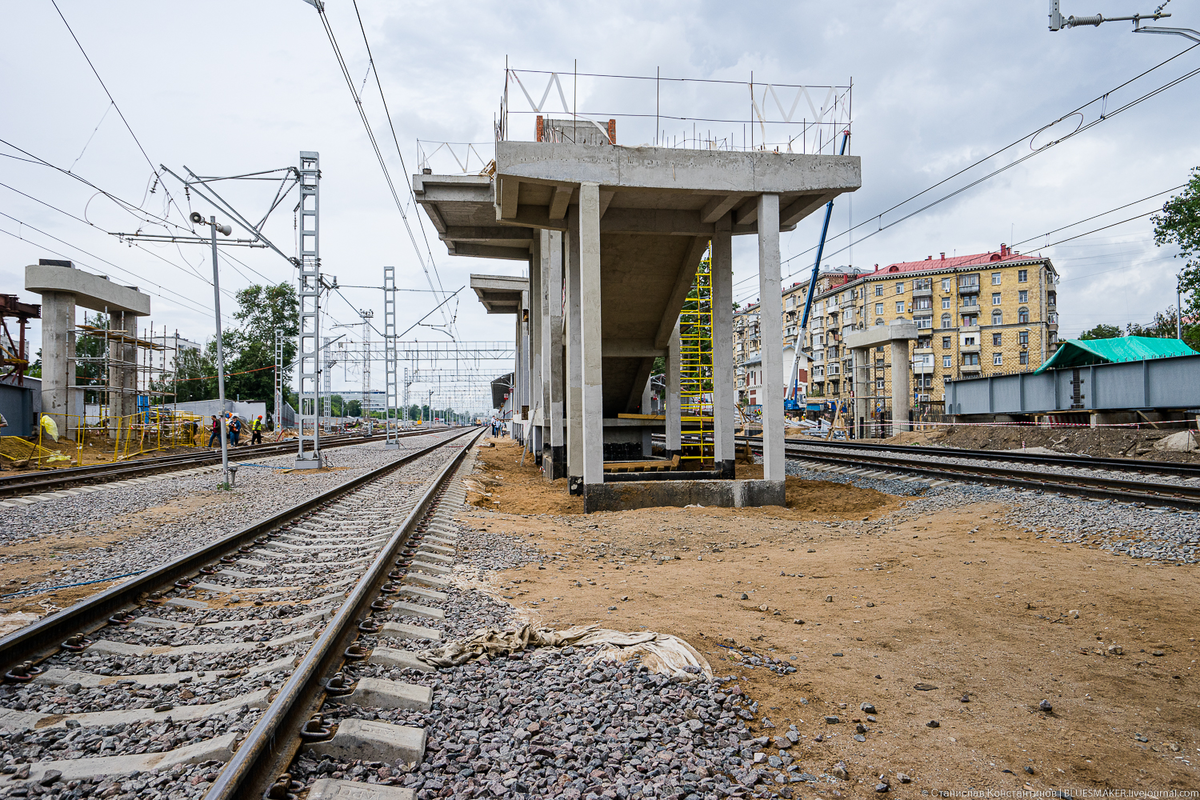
599, 189, 616, 218
548, 184, 574, 220
600, 208, 713, 236
666, 321, 681, 454
604, 339, 666, 359
26, 264, 150, 316
450, 243, 531, 261
498, 177, 520, 220
441, 226, 535, 242
780, 193, 832, 228
495, 207, 569, 232
495, 141, 862, 196
845, 320, 919, 350
734, 197, 759, 227
653, 237, 711, 350
701, 193, 746, 224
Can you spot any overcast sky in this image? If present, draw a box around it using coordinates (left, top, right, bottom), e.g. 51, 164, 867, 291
2, 1, 1197, 405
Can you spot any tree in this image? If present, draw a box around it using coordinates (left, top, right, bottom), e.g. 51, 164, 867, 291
223, 284, 298, 412
170, 347, 217, 403
345, 399, 362, 417
1079, 323, 1122, 341
1153, 168, 1200, 322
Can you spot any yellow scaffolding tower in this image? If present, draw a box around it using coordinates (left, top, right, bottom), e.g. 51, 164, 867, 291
679, 251, 714, 468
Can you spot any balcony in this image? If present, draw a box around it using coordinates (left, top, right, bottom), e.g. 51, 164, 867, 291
913, 285, 933, 298
959, 301, 979, 311
960, 342, 980, 353
960, 324, 980, 333
961, 362, 982, 373
913, 363, 935, 375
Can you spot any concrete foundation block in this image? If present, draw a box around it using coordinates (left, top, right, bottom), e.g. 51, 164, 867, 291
308, 778, 415, 800
368, 646, 437, 674
398, 585, 448, 602
345, 677, 433, 711
303, 718, 425, 765
733, 479, 786, 508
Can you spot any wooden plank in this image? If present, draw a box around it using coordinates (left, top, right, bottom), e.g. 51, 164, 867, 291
602, 454, 680, 473
616, 413, 666, 421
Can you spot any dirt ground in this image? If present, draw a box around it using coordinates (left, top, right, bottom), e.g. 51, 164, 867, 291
460, 437, 1199, 797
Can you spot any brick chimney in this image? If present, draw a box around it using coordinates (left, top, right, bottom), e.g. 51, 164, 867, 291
1000, 243, 1009, 258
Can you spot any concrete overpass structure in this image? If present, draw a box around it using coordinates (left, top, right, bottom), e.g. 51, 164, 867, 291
25, 260, 151, 437
419, 140, 860, 511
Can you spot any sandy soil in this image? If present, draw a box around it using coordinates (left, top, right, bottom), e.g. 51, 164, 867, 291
882, 425, 1200, 463
459, 437, 1200, 797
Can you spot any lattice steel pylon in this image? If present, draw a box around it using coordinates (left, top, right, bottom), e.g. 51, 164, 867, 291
360, 311, 373, 437
383, 267, 400, 449
679, 252, 714, 468
274, 327, 284, 430
295, 150, 323, 468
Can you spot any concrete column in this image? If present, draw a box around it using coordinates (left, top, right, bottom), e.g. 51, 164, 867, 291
544, 230, 566, 478
641, 381, 653, 456
108, 311, 139, 440
40, 291, 75, 436
518, 289, 530, 444
565, 209, 584, 493
711, 214, 735, 478
890, 340, 911, 436
528, 244, 543, 461
512, 313, 521, 440
853, 347, 870, 439
579, 182, 604, 490
757, 193, 785, 483
666, 320, 681, 456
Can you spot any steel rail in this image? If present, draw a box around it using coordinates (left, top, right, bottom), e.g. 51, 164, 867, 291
205, 427, 485, 800
732, 435, 1200, 510
768, 434, 1200, 479
0, 427, 479, 677
0, 427, 454, 498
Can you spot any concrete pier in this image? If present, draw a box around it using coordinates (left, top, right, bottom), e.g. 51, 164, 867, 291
417, 135, 860, 511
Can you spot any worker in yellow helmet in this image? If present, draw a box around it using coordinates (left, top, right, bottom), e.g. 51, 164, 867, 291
250, 414, 264, 445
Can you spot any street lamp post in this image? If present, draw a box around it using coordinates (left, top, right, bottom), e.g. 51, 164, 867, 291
193, 211, 233, 488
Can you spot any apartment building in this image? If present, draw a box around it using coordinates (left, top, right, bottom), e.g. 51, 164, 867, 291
804, 245, 1058, 409
733, 268, 863, 405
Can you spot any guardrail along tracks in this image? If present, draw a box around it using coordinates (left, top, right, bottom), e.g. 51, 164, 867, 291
0, 426, 482, 798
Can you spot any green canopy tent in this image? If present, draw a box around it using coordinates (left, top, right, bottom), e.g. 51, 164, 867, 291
1034, 336, 1197, 374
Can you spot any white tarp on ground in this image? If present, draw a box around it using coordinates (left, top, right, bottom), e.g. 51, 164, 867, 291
1153, 430, 1199, 453
417, 623, 713, 680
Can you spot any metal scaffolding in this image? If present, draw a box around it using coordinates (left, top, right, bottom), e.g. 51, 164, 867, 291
679, 255, 714, 468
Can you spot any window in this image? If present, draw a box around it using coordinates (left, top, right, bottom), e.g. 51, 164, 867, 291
964, 336, 976, 346
1020, 351, 1029, 365
992, 333, 1002, 346
992, 273, 1002, 285
896, 301, 905, 313
1018, 290, 1029, 303
941, 278, 952, 292
915, 316, 932, 329
896, 282, 905, 294
962, 353, 980, 366
875, 357, 885, 368
942, 336, 952, 348
941, 314, 951, 329
943, 355, 952, 367
1018, 307, 1030, 324
992, 292, 1002, 305
1018, 269, 1028, 282
962, 314, 977, 327
941, 297, 951, 309
992, 310, 1003, 325
875, 285, 883, 297
918, 336, 931, 349
993, 352, 1003, 366
875, 303, 884, 315
1018, 331, 1029, 345
914, 296, 933, 310
957, 274, 980, 291
876, 379, 886, 390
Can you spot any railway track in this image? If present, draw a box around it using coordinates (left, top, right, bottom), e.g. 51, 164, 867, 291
0, 426, 483, 797
734, 434, 1200, 511
0, 427, 453, 501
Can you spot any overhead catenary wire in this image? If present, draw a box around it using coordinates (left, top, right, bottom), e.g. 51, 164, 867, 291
309, 3, 455, 332
49, 0, 187, 229
733, 40, 1200, 301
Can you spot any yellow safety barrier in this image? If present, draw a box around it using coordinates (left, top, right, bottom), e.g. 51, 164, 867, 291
23, 409, 205, 469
